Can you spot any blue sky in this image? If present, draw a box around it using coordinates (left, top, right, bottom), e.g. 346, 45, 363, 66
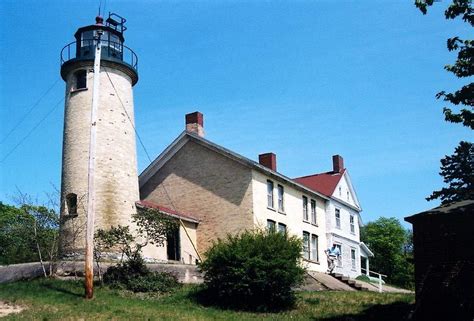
0, 1, 471, 226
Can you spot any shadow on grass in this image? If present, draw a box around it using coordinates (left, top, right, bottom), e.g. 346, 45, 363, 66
311, 301, 414, 321
40, 281, 84, 299
186, 285, 297, 313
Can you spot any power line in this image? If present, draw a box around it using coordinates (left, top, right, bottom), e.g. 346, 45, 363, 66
1, 78, 61, 145
104, 69, 152, 163
1, 96, 64, 164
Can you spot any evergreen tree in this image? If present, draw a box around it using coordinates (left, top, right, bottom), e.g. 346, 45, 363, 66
427, 141, 474, 204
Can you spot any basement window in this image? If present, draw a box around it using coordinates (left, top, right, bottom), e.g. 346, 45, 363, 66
66, 193, 78, 215
278, 223, 286, 234
267, 219, 276, 232
73, 70, 87, 90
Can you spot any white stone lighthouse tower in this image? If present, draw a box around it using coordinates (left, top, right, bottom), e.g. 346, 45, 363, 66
59, 14, 139, 256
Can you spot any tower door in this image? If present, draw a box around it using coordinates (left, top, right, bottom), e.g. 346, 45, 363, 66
167, 226, 181, 261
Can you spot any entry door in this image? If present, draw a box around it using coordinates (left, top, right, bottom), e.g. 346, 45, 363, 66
167, 226, 181, 261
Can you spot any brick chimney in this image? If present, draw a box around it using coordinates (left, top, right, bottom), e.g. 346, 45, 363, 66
332, 155, 344, 173
259, 153, 277, 171
185, 111, 204, 137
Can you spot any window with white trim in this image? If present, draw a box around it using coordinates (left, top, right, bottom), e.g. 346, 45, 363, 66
311, 199, 317, 225
278, 222, 286, 234
302, 231, 310, 260
335, 208, 341, 229
350, 214, 355, 234
277, 185, 284, 212
267, 219, 276, 232
351, 248, 357, 270
302, 196, 308, 221
267, 180, 274, 208
311, 234, 319, 262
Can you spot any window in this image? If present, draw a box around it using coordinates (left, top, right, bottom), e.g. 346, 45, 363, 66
302, 232, 310, 260
350, 214, 355, 234
335, 208, 341, 229
311, 199, 317, 224
66, 193, 78, 215
278, 223, 286, 234
81, 30, 94, 47
302, 196, 308, 221
267, 180, 274, 208
334, 243, 342, 267
347, 190, 350, 202
338, 186, 342, 196
311, 234, 319, 262
74, 70, 87, 90
351, 248, 357, 270
277, 185, 284, 212
267, 219, 276, 232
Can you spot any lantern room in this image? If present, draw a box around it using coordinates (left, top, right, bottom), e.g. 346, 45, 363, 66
60, 13, 138, 85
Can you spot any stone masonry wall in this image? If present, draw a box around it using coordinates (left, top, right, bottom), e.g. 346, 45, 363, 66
60, 63, 139, 255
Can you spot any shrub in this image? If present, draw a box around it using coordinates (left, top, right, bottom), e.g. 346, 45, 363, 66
356, 274, 370, 283
103, 256, 179, 293
198, 230, 305, 311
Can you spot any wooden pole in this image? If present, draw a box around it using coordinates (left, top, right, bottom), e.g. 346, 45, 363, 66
85, 31, 102, 299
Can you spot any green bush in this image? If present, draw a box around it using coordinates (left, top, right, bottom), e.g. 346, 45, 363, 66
198, 230, 305, 311
103, 256, 179, 293
356, 274, 370, 282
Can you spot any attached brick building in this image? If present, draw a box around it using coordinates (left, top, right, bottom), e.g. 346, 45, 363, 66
138, 112, 372, 274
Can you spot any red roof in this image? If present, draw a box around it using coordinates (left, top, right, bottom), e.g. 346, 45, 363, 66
293, 169, 345, 197
136, 200, 200, 223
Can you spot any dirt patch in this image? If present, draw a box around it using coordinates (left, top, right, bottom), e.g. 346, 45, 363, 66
0, 301, 25, 318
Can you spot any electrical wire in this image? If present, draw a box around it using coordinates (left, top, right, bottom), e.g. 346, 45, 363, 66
1, 78, 61, 145
104, 70, 187, 222
1, 96, 64, 164
104, 69, 152, 163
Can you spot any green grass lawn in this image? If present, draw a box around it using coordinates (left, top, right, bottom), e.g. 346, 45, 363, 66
0, 279, 414, 321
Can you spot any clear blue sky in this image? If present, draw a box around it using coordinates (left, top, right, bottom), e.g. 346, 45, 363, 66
0, 1, 471, 226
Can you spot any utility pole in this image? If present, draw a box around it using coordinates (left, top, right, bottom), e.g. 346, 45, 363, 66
85, 30, 103, 299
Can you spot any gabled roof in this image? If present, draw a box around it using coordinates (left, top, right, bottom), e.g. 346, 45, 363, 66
294, 169, 362, 212
294, 170, 345, 198
139, 131, 330, 201
136, 200, 200, 224
360, 242, 374, 257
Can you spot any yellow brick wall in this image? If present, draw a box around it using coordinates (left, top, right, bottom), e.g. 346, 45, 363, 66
60, 64, 139, 255
140, 140, 255, 256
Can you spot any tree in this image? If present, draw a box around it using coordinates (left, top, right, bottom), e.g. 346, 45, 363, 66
427, 141, 474, 204
415, 0, 473, 129
0, 202, 37, 265
94, 207, 180, 292
0, 201, 59, 274
360, 217, 414, 289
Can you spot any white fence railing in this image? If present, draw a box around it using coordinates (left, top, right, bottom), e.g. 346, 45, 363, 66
361, 268, 387, 293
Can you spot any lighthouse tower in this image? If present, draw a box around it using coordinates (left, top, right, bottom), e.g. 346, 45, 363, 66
59, 14, 139, 256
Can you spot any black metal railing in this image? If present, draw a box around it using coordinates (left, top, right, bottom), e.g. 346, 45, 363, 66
60, 40, 138, 71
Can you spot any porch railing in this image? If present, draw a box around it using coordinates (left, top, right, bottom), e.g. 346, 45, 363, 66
361, 268, 387, 293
